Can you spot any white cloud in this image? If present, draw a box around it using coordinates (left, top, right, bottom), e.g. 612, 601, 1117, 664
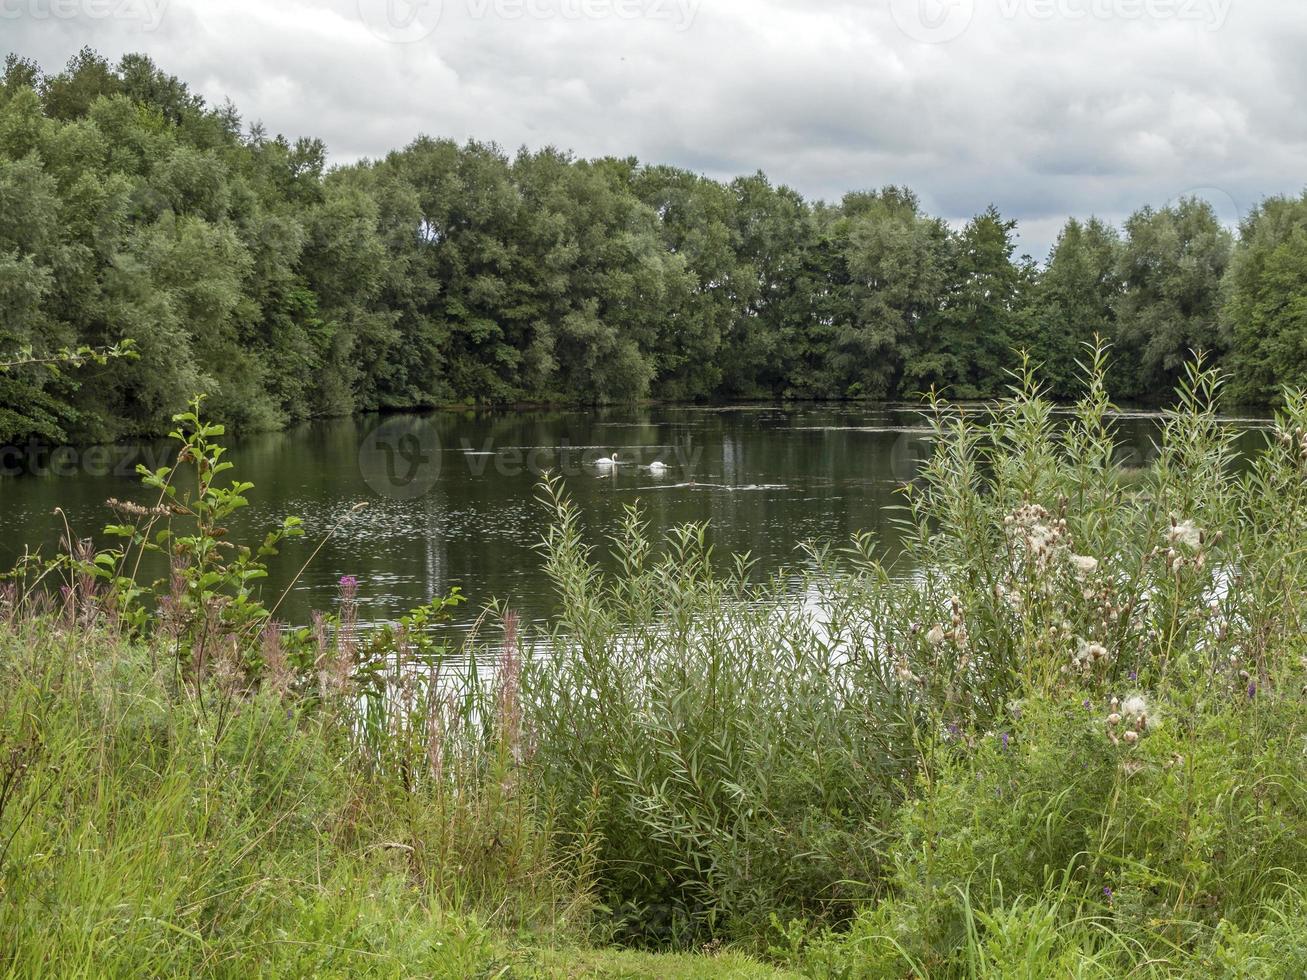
4, 0, 1306, 257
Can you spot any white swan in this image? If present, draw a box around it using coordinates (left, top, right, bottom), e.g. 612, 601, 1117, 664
594, 451, 619, 468
646, 460, 669, 474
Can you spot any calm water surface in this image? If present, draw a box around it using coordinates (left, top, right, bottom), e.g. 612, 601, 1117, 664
0, 404, 1267, 631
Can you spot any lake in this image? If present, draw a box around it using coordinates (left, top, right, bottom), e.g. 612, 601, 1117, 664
0, 404, 1266, 632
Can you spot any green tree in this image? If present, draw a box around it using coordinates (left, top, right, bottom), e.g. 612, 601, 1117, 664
1114, 198, 1233, 399
40, 47, 122, 121
629, 162, 737, 399
1224, 193, 1307, 405
912, 205, 1028, 397
830, 187, 950, 399
5, 46, 1305, 449
725, 173, 817, 397
1033, 217, 1122, 397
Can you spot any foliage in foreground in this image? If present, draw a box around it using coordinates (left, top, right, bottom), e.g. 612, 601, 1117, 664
517, 351, 1307, 972
2, 350, 1307, 976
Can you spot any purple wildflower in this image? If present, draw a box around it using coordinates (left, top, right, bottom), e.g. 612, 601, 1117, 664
1247, 681, 1257, 700
328, 575, 360, 698
1000, 732, 1009, 750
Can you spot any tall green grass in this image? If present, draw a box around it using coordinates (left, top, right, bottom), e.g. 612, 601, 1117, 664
3, 345, 1307, 975
509, 348, 1307, 956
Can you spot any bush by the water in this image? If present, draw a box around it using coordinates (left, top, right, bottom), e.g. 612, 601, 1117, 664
2, 350, 1306, 976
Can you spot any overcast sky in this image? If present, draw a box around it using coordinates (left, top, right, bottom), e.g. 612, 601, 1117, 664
4, 0, 1304, 257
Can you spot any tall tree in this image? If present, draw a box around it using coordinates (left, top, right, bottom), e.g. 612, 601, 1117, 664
912, 206, 1028, 397
1224, 193, 1307, 405
830, 187, 950, 398
1033, 217, 1123, 397
1113, 198, 1233, 399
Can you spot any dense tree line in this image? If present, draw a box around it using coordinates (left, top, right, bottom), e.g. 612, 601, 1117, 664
0, 49, 1302, 444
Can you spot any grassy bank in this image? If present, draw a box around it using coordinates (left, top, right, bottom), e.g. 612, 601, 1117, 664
2, 350, 1306, 976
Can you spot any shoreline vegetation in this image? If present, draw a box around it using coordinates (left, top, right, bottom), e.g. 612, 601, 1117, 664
2, 350, 1306, 975
5, 48, 1307, 452
0, 391, 1274, 462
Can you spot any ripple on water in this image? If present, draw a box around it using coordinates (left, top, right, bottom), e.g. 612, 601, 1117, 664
286, 498, 539, 545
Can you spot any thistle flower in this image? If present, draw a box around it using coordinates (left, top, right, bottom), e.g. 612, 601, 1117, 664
926, 625, 946, 647
1168, 520, 1203, 550
1121, 694, 1154, 733
1073, 639, 1111, 671
1070, 554, 1099, 578
1122, 694, 1147, 718
1005, 503, 1068, 573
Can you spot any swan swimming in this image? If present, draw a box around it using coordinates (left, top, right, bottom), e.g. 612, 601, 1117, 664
594, 451, 619, 468
646, 460, 669, 474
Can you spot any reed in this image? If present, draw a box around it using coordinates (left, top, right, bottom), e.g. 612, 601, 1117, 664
2, 344, 1306, 975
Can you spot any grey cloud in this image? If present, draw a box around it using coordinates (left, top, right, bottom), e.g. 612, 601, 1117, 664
2, 0, 1305, 257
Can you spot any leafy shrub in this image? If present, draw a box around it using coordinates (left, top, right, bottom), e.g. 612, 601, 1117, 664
522, 485, 915, 945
